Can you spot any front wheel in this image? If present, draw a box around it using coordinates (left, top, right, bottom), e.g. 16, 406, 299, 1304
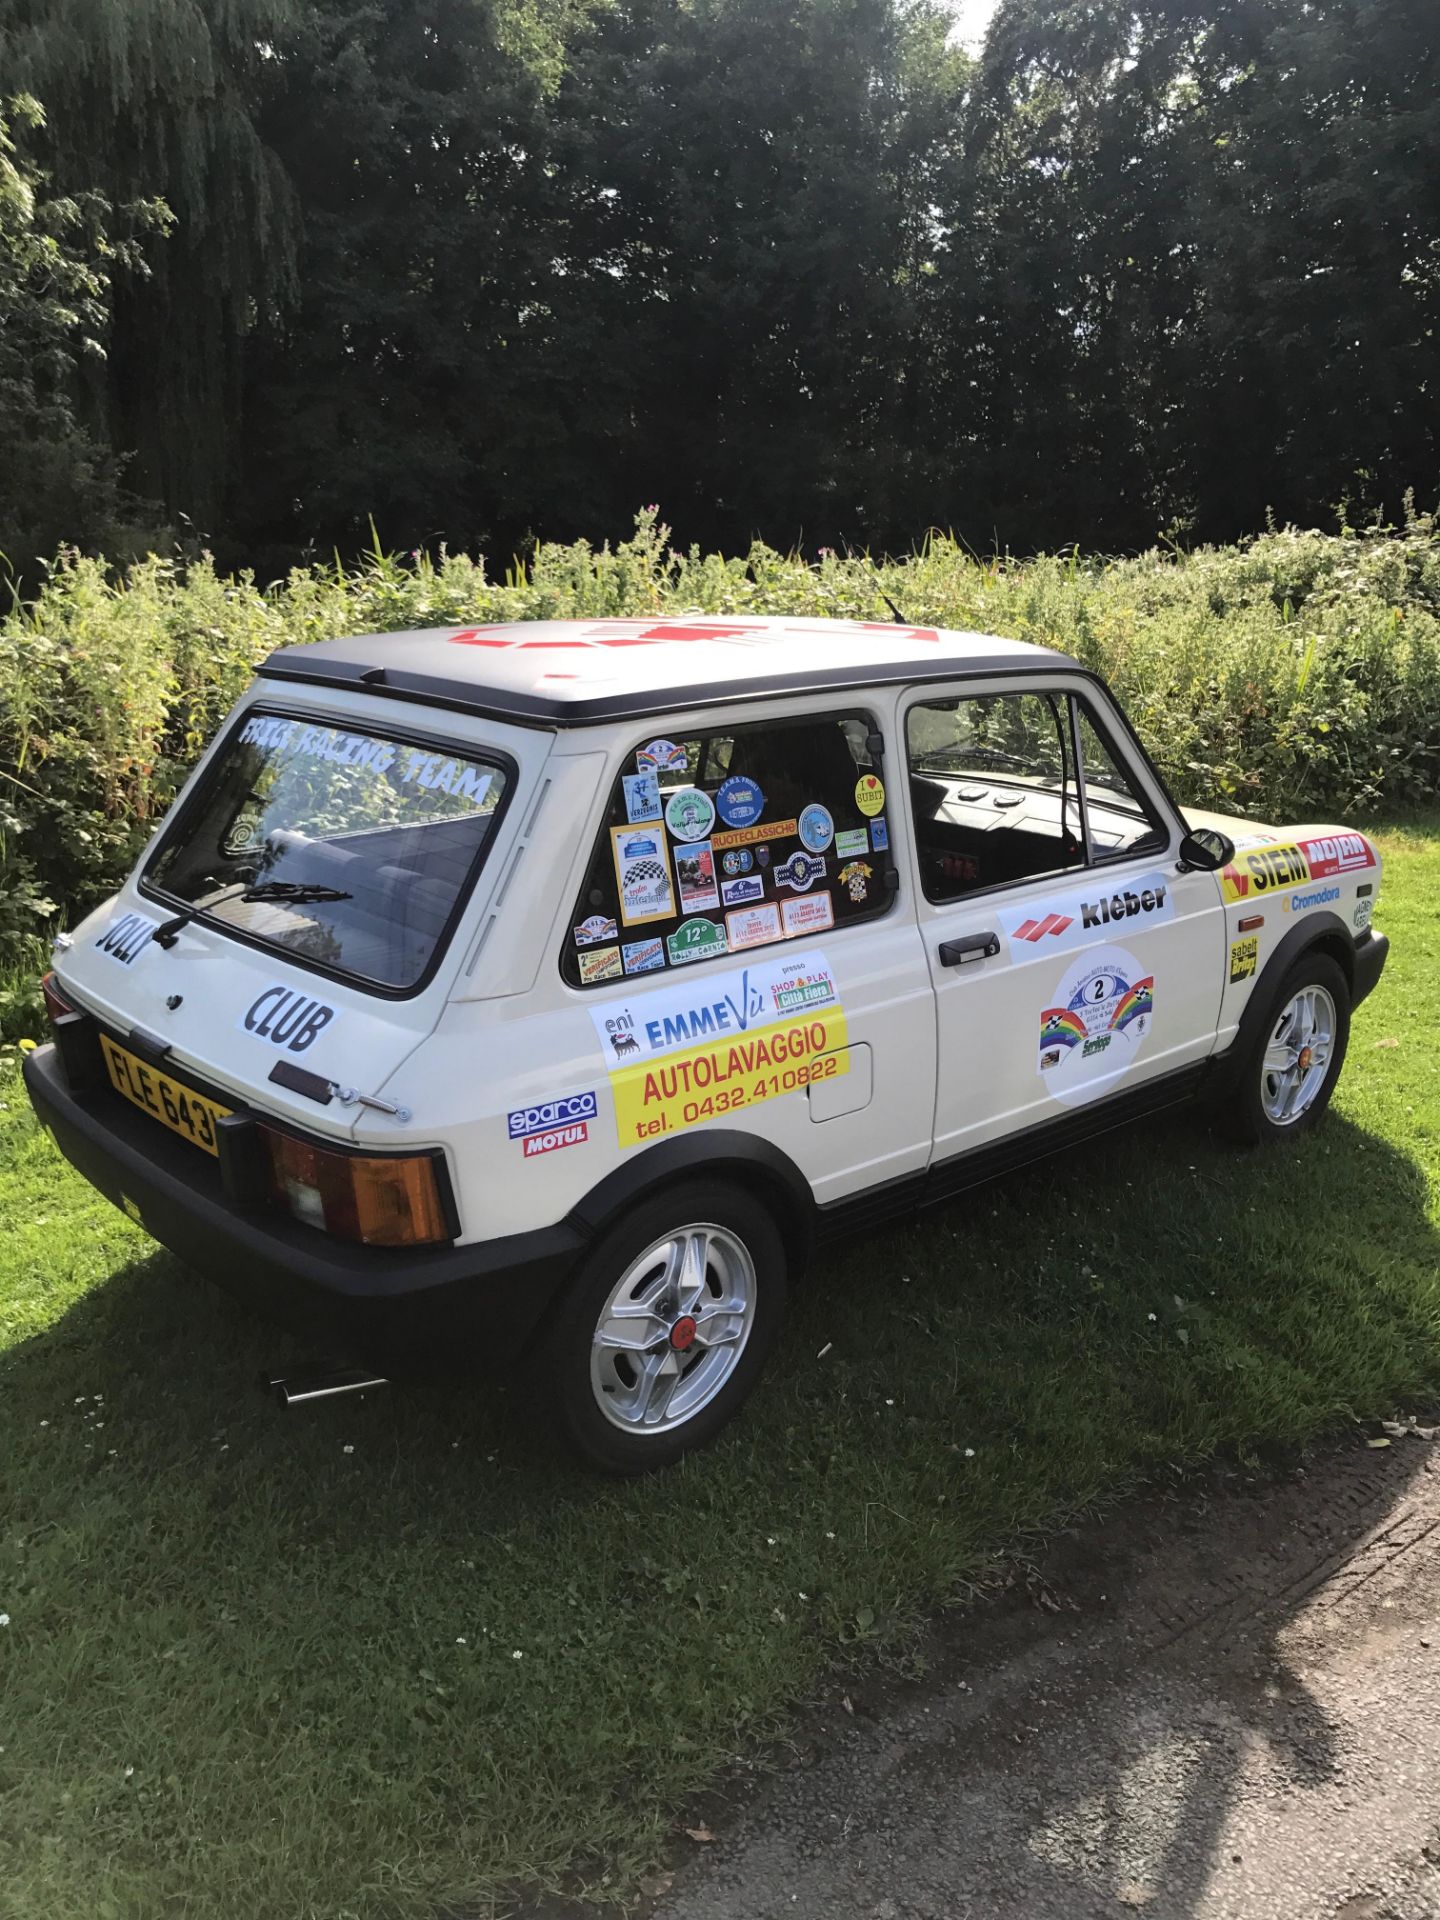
1216, 951, 1351, 1145
536, 1180, 788, 1473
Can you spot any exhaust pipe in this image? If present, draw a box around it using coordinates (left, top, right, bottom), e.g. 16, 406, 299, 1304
266, 1364, 389, 1408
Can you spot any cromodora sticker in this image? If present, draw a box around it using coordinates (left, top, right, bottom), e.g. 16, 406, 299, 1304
1037, 943, 1153, 1105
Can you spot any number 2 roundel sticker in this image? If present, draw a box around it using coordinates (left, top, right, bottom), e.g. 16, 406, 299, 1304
1037, 942, 1154, 1106
855, 774, 885, 817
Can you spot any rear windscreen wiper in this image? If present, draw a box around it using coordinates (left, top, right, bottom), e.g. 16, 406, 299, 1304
153, 881, 352, 950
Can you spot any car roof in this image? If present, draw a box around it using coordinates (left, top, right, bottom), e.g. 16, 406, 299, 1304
257, 615, 1080, 730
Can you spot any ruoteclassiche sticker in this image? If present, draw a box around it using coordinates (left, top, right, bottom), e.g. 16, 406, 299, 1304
798, 804, 834, 853
589, 948, 848, 1146
1037, 943, 1153, 1104
622, 771, 662, 823
675, 840, 721, 913
578, 944, 624, 984
94, 911, 159, 966
712, 817, 798, 852
999, 872, 1173, 957
622, 936, 665, 975
239, 985, 337, 1054
855, 774, 885, 817
721, 873, 764, 907
780, 892, 834, 937
1282, 883, 1341, 915
1229, 935, 1259, 984
715, 775, 765, 830
774, 850, 826, 892
725, 901, 782, 950
573, 914, 618, 947
610, 826, 676, 926
665, 786, 716, 843
834, 827, 869, 859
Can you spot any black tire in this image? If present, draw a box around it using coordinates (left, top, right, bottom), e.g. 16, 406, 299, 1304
534, 1179, 788, 1474
1213, 950, 1351, 1146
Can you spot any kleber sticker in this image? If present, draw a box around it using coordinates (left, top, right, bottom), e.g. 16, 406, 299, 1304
781, 892, 835, 937
837, 861, 873, 902
1229, 935, 1259, 984
637, 738, 687, 773
725, 902, 782, 950
1300, 832, 1375, 878
579, 945, 624, 984
610, 826, 676, 926
508, 1091, 598, 1141
721, 873, 765, 907
1038, 943, 1153, 1104
574, 914, 617, 947
869, 817, 889, 852
712, 817, 798, 852
589, 949, 847, 1146
716, 775, 765, 830
240, 986, 336, 1054
622, 936, 665, 975
676, 840, 721, 914
622, 771, 662, 823
667, 917, 728, 967
775, 851, 826, 892
1220, 842, 1311, 904
665, 786, 716, 843
835, 827, 869, 859
94, 911, 159, 966
721, 848, 754, 877
999, 873, 1173, 956
1282, 883, 1341, 915
855, 774, 885, 817
798, 804, 834, 853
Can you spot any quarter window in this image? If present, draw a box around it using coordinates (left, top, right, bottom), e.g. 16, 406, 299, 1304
561, 713, 894, 987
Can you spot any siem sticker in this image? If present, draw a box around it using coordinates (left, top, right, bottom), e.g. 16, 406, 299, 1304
240, 986, 337, 1054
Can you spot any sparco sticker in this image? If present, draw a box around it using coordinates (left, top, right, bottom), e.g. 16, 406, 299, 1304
1000, 872, 1173, 956
589, 948, 847, 1147
508, 1091, 598, 1141
1037, 943, 1154, 1105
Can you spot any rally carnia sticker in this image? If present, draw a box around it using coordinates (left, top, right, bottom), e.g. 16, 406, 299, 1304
588, 949, 848, 1147
1037, 943, 1154, 1105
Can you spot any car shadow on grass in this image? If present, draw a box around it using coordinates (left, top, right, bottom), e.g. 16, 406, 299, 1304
2, 1101, 1437, 1920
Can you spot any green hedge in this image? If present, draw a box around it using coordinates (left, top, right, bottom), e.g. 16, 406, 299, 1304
3, 510, 1438, 1030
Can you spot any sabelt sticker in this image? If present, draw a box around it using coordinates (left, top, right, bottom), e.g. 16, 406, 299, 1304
622, 936, 665, 975
855, 774, 885, 817
781, 892, 834, 937
798, 804, 834, 853
725, 902, 782, 950
573, 914, 617, 947
1220, 842, 1310, 903
1300, 831, 1375, 879
667, 917, 728, 967
715, 775, 765, 830
637, 738, 687, 773
675, 840, 721, 914
721, 873, 765, 907
508, 1091, 598, 1141
665, 786, 717, 843
622, 771, 662, 823
1229, 935, 1259, 984
712, 817, 798, 852
94, 911, 159, 966
240, 985, 336, 1054
774, 850, 826, 892
589, 948, 848, 1147
610, 826, 676, 926
869, 816, 889, 852
1000, 872, 1173, 956
578, 945, 624, 984
1037, 942, 1154, 1105
834, 827, 869, 859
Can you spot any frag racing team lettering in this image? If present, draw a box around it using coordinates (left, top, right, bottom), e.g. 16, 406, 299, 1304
590, 950, 848, 1146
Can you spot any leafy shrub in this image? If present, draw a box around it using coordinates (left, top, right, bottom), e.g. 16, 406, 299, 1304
2, 509, 1438, 1033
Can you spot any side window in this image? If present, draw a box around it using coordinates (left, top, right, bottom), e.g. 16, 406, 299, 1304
905, 690, 1167, 905
561, 712, 894, 986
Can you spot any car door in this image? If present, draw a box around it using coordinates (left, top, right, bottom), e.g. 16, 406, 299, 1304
901, 675, 1226, 1164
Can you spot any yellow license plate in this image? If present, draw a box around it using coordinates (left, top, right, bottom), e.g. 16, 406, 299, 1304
99, 1036, 232, 1156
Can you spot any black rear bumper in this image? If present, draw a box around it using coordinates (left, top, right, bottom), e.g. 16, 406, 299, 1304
1352, 929, 1389, 1007
23, 1040, 582, 1366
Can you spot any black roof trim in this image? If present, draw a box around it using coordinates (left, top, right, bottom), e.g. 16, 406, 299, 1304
256, 647, 1086, 729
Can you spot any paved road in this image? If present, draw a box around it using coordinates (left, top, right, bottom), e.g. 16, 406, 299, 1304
638, 1434, 1440, 1920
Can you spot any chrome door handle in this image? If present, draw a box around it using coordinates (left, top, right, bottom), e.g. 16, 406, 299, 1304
938, 932, 1000, 967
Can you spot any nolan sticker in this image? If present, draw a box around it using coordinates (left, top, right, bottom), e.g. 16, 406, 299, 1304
721, 848, 754, 876
721, 873, 765, 906
1037, 942, 1154, 1106
241, 986, 337, 1054
507, 1091, 599, 1141
622, 771, 662, 823
573, 914, 618, 947
579, 945, 624, 984
665, 786, 717, 843
798, 804, 834, 853
637, 738, 687, 773
1283, 884, 1341, 914
94, 911, 158, 966
1229, 935, 1259, 984
1300, 832, 1375, 879
715, 775, 765, 830
780, 892, 834, 937
1220, 842, 1311, 903
712, 817, 798, 852
854, 774, 885, 817
775, 850, 826, 892
1001, 873, 1173, 955
725, 901, 782, 950
622, 936, 665, 975
834, 827, 869, 859
667, 917, 728, 966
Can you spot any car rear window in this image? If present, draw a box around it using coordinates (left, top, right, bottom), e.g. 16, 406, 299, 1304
143, 709, 511, 991
562, 710, 894, 987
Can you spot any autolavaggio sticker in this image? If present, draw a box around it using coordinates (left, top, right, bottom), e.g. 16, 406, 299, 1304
1037, 943, 1153, 1105
589, 949, 847, 1147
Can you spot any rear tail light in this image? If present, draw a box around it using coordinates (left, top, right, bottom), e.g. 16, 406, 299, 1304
255, 1124, 451, 1247
41, 972, 75, 1024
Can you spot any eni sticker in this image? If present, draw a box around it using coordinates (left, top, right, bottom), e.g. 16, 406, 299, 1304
1037, 944, 1153, 1104
1229, 935, 1259, 984
855, 774, 885, 817
589, 948, 848, 1147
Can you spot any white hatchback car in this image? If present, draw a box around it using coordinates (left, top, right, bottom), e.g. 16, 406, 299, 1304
26, 616, 1389, 1469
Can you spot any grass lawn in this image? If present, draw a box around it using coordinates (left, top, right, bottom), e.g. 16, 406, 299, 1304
2, 818, 1438, 1920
